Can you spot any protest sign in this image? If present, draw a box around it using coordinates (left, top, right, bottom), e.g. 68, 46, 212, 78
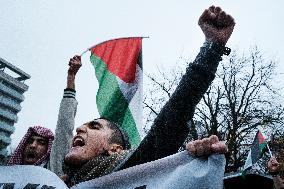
0, 151, 225, 189
73, 151, 225, 189
0, 165, 68, 189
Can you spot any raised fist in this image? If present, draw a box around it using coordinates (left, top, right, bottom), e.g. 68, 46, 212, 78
68, 55, 82, 76
199, 6, 235, 45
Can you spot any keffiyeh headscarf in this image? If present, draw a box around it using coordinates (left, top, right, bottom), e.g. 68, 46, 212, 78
7, 126, 54, 166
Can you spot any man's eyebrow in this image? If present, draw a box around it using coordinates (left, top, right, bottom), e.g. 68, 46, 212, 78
37, 138, 47, 142
90, 120, 103, 128
30, 136, 38, 140
31, 135, 47, 141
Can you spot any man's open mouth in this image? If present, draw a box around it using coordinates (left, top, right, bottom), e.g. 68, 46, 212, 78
72, 135, 85, 147
26, 151, 36, 159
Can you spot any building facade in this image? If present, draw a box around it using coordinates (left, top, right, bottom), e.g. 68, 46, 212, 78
0, 57, 30, 163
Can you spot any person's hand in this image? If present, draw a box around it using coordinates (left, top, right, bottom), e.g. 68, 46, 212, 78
68, 55, 82, 76
186, 135, 227, 157
60, 174, 69, 182
198, 5, 235, 45
66, 55, 82, 89
268, 156, 280, 173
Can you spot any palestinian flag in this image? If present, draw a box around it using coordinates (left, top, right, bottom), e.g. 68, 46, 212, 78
89, 37, 143, 147
243, 130, 267, 172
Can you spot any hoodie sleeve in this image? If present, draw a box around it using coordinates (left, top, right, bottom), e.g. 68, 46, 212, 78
120, 41, 230, 169
48, 88, 77, 176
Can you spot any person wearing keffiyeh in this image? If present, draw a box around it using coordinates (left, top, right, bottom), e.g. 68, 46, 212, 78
7, 126, 54, 167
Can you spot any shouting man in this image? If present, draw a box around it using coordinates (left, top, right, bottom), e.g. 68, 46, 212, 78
50, 5, 235, 187
8, 126, 54, 167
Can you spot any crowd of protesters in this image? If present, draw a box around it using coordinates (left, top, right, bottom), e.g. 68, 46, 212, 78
4, 5, 282, 189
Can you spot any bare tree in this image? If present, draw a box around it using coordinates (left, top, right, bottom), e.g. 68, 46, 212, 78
143, 47, 284, 173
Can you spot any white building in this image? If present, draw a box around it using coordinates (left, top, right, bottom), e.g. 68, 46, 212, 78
0, 57, 30, 161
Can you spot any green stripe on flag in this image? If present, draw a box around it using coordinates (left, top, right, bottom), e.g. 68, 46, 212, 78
90, 54, 141, 147
259, 143, 267, 152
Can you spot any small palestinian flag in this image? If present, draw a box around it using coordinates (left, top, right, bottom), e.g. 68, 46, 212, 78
89, 37, 143, 147
243, 130, 267, 172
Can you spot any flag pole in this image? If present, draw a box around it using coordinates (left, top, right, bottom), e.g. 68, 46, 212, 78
266, 143, 273, 158
80, 49, 89, 56
80, 36, 150, 57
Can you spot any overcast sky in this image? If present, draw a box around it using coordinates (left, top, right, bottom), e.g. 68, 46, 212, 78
0, 0, 283, 148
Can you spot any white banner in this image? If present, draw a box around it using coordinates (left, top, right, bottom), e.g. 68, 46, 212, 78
0, 165, 68, 189
0, 151, 225, 189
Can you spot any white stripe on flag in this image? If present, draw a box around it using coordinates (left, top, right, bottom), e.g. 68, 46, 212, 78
116, 66, 144, 139
243, 150, 252, 170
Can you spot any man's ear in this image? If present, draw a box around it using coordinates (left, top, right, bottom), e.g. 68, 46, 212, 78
107, 143, 124, 155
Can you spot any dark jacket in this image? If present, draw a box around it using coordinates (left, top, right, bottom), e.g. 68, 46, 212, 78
119, 41, 230, 170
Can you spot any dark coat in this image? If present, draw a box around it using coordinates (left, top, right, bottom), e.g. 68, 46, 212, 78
118, 41, 230, 170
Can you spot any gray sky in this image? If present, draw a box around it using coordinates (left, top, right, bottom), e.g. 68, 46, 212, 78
0, 0, 283, 148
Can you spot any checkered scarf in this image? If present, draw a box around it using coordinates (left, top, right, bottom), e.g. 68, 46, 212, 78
64, 151, 129, 187
7, 126, 54, 166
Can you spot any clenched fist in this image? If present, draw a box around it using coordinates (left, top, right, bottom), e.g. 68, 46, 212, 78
199, 6, 235, 45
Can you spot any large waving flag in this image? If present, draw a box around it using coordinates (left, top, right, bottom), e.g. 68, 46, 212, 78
89, 37, 143, 147
243, 129, 267, 172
